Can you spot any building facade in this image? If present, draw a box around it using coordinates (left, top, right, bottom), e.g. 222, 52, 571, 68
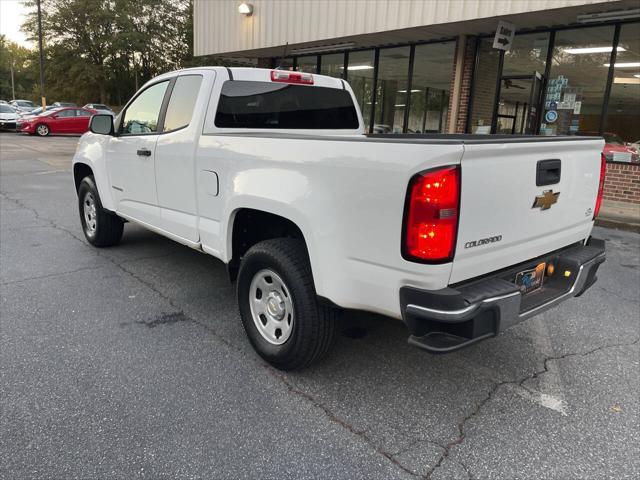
194, 0, 640, 204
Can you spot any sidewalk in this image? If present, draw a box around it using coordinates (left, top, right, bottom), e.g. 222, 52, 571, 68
596, 199, 640, 233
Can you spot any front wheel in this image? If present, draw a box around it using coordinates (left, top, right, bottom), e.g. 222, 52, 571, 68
77, 176, 124, 247
237, 238, 336, 370
35, 124, 49, 136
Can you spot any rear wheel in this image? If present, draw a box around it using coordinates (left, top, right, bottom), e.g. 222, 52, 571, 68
35, 124, 49, 136
237, 238, 336, 370
78, 176, 124, 247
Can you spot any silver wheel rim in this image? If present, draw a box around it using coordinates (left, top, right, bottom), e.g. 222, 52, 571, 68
249, 269, 294, 345
37, 125, 48, 136
83, 191, 97, 236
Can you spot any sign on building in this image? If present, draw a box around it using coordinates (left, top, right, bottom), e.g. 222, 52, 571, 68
493, 20, 516, 51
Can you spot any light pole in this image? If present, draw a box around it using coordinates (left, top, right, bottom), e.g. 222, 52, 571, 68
10, 62, 15, 100
36, 0, 46, 108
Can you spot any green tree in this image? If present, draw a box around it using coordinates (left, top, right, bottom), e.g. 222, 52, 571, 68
20, 0, 191, 107
0, 35, 38, 101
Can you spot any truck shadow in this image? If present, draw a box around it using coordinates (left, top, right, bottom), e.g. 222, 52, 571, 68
116, 224, 638, 465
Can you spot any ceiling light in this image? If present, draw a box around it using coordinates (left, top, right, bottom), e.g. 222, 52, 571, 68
614, 77, 640, 84
341, 65, 374, 71
238, 3, 253, 15
603, 62, 640, 68
395, 104, 406, 107
398, 89, 422, 93
563, 46, 626, 54
577, 9, 640, 23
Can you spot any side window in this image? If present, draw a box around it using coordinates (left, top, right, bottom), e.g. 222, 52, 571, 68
121, 81, 169, 135
75, 109, 91, 117
57, 109, 75, 117
163, 75, 203, 132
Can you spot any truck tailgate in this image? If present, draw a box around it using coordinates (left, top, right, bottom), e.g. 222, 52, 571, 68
450, 138, 604, 284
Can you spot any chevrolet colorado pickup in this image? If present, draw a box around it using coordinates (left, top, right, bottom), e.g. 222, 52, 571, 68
72, 67, 606, 370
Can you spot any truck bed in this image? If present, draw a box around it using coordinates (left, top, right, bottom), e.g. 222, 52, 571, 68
210, 131, 602, 145
367, 133, 603, 144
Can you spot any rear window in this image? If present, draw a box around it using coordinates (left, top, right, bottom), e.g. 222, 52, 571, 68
215, 80, 359, 129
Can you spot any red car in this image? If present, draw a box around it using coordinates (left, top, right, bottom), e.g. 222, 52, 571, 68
20, 107, 95, 136
578, 131, 639, 163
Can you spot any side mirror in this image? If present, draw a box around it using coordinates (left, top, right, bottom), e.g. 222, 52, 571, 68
90, 114, 114, 135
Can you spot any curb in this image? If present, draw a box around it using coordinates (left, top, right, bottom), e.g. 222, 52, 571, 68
595, 218, 640, 234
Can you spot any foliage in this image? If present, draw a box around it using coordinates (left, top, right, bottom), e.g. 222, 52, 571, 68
15, 0, 195, 107
0, 35, 38, 101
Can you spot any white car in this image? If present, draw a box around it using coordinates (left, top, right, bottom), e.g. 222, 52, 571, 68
72, 67, 606, 369
83, 104, 116, 118
9, 99, 37, 113
0, 104, 19, 130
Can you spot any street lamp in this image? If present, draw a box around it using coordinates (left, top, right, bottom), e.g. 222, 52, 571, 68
36, 0, 46, 108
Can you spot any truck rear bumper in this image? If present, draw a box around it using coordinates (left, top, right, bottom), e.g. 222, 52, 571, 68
401, 238, 605, 353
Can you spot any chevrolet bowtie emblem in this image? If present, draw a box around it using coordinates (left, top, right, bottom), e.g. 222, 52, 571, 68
532, 190, 560, 210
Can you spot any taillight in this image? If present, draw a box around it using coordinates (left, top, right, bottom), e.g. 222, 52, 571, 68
403, 166, 460, 263
593, 153, 606, 219
270, 70, 314, 85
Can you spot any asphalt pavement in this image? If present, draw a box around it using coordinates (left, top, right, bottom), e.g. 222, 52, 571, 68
1, 132, 639, 479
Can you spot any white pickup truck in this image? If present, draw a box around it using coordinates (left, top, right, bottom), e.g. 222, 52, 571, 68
73, 67, 606, 370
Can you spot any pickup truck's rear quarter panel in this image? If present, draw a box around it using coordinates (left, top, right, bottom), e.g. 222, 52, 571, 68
451, 139, 603, 284
197, 134, 464, 318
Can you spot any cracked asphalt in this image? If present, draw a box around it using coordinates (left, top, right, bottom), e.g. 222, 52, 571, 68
1, 133, 639, 479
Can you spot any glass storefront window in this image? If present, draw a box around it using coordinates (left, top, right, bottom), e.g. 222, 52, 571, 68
469, 38, 501, 134
273, 57, 294, 70
320, 53, 345, 78
502, 33, 550, 76
296, 55, 318, 73
374, 47, 410, 133
541, 26, 615, 136
346, 50, 375, 132
494, 33, 550, 134
604, 24, 640, 163
408, 42, 455, 133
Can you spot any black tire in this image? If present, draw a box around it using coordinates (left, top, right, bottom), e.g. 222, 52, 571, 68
35, 124, 49, 136
77, 176, 124, 247
237, 238, 336, 370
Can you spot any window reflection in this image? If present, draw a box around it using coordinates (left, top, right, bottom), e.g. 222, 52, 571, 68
374, 47, 410, 133
408, 42, 455, 133
542, 26, 615, 136
296, 56, 318, 73
347, 50, 375, 132
320, 53, 345, 78
273, 58, 294, 70
503, 33, 549, 76
604, 24, 640, 162
163, 75, 203, 132
122, 81, 169, 135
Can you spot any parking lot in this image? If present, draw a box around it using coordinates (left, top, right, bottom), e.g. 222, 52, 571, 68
1, 132, 638, 479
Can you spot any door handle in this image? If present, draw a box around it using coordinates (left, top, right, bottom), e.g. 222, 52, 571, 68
136, 148, 152, 157
536, 159, 561, 186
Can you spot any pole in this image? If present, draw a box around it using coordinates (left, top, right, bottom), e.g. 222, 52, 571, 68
36, 0, 46, 109
10, 62, 16, 100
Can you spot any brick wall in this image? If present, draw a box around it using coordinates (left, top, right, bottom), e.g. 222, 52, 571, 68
446, 36, 477, 133
455, 36, 477, 133
603, 163, 640, 204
